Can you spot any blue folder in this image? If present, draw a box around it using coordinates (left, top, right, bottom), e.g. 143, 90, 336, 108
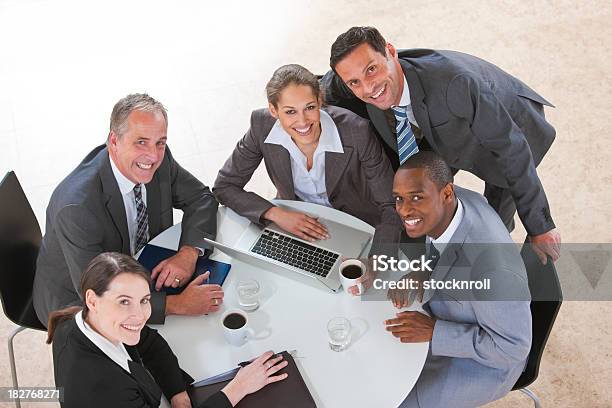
137, 244, 231, 294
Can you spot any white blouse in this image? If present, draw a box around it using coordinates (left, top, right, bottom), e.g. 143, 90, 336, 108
75, 310, 133, 373
264, 110, 344, 207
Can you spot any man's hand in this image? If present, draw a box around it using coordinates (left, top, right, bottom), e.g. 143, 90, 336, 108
385, 311, 436, 343
387, 270, 429, 308
151, 246, 198, 291
347, 257, 375, 296
165, 272, 224, 316
529, 228, 561, 264
264, 206, 329, 242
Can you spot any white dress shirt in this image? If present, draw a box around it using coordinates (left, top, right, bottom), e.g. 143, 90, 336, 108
427, 198, 465, 254
400, 199, 463, 316
75, 310, 133, 373
264, 110, 344, 207
396, 74, 419, 127
109, 156, 147, 255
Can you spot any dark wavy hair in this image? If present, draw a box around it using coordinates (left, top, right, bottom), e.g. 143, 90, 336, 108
330, 26, 387, 70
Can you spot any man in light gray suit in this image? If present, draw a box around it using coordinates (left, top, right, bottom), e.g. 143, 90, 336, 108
385, 151, 532, 407
34, 93, 223, 325
322, 26, 560, 265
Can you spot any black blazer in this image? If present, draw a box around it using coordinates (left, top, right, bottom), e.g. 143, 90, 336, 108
53, 318, 231, 408
322, 48, 556, 236
34, 145, 219, 325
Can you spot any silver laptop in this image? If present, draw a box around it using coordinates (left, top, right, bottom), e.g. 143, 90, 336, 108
204, 215, 372, 293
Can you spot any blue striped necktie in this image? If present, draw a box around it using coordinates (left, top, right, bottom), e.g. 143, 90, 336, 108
391, 105, 419, 165
133, 184, 149, 254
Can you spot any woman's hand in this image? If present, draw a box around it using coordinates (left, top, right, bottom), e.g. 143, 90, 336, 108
221, 351, 289, 406
264, 207, 329, 242
170, 391, 191, 408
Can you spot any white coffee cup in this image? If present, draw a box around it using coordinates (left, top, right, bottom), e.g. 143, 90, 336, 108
339, 259, 365, 295
221, 309, 254, 346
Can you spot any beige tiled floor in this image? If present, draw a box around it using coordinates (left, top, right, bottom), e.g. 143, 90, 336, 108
1, 0, 611, 407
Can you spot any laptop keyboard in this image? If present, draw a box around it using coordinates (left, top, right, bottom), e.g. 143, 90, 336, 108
250, 229, 339, 278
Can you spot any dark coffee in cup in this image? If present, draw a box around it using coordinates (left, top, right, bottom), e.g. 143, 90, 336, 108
341, 264, 363, 279
223, 313, 247, 330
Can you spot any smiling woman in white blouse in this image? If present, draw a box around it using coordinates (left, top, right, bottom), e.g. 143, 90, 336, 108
46, 252, 288, 408
213, 64, 400, 255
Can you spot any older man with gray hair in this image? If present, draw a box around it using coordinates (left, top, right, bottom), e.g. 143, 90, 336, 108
33, 93, 222, 325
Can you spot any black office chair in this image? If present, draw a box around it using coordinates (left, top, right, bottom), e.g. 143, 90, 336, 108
0, 171, 46, 408
511, 240, 563, 407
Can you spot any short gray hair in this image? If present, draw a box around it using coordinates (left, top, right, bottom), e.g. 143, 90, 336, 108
108, 93, 168, 138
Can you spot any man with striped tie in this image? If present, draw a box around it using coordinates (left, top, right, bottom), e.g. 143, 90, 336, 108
321, 26, 560, 264
34, 93, 222, 326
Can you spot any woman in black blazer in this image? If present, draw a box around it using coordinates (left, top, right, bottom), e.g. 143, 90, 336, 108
47, 252, 287, 408
213, 64, 400, 259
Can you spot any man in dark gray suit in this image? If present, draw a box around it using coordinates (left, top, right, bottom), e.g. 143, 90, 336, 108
34, 93, 222, 325
385, 151, 531, 407
322, 26, 560, 264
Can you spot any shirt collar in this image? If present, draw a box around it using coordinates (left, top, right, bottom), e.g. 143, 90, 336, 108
264, 109, 344, 155
398, 74, 412, 108
428, 198, 464, 252
109, 153, 137, 196
75, 310, 132, 373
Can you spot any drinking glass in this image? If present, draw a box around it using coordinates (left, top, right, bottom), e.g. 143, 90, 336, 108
327, 317, 352, 351
236, 279, 260, 311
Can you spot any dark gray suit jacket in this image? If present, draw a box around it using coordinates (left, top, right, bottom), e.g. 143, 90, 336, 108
322, 49, 556, 236
401, 186, 532, 407
213, 106, 401, 256
33, 145, 218, 326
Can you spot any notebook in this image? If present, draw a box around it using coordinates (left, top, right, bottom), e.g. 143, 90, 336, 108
137, 244, 231, 294
188, 351, 316, 408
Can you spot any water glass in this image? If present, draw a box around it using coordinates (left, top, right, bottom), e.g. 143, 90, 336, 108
236, 279, 260, 311
327, 317, 352, 352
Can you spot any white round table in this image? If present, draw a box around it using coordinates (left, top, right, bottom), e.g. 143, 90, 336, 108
150, 201, 428, 408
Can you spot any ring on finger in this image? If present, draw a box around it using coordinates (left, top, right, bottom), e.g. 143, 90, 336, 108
212, 298, 218, 306
174, 277, 180, 285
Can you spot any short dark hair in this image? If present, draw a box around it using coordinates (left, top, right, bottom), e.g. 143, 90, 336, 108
398, 151, 454, 190
266, 64, 320, 108
46, 252, 151, 343
330, 26, 387, 69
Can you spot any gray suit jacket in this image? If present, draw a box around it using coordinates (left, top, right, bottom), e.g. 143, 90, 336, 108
401, 186, 532, 408
213, 106, 401, 256
33, 145, 219, 326
322, 49, 556, 236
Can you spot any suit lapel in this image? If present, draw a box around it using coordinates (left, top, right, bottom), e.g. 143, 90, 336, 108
126, 348, 162, 407
421, 202, 472, 304
145, 172, 161, 237
366, 104, 397, 153
400, 60, 441, 153
265, 143, 296, 199
324, 147, 353, 198
421, 245, 458, 304
99, 152, 131, 254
